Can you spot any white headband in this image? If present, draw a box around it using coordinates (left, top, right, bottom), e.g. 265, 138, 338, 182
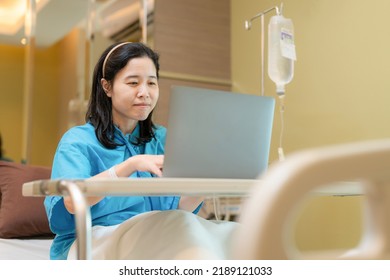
102, 42, 131, 78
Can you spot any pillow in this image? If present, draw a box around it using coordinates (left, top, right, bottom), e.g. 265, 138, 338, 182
0, 161, 54, 238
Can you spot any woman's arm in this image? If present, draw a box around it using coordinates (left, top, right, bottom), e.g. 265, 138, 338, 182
63, 154, 164, 214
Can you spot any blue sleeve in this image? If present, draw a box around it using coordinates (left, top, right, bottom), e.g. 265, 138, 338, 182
192, 202, 204, 214
51, 142, 92, 179
45, 135, 92, 235
44, 196, 75, 235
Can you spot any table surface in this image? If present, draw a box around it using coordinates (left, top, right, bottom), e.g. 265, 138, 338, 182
22, 177, 364, 197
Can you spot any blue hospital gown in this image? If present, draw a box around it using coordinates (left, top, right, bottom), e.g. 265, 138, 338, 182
44, 122, 181, 260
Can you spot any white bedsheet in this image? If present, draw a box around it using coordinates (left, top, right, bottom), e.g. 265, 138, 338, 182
68, 210, 240, 260
0, 238, 52, 260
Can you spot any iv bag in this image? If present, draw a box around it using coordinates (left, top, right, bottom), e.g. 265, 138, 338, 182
268, 14, 296, 95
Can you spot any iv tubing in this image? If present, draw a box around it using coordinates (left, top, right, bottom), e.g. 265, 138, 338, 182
278, 95, 286, 161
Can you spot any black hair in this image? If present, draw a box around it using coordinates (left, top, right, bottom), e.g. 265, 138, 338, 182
85, 42, 160, 149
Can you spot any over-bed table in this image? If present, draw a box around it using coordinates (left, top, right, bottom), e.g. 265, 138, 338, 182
21, 177, 362, 260
22, 178, 255, 259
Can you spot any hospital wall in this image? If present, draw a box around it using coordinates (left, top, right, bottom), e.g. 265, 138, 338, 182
0, 0, 389, 252
0, 28, 113, 165
231, 0, 390, 252
0, 44, 60, 165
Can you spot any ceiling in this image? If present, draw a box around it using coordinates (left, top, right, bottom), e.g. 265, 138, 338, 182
0, 0, 110, 48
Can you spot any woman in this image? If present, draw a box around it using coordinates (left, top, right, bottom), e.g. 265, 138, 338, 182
45, 42, 236, 260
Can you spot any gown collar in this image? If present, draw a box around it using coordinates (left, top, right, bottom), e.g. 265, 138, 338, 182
113, 123, 140, 145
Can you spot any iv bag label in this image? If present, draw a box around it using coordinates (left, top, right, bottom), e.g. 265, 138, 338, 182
280, 28, 296, 61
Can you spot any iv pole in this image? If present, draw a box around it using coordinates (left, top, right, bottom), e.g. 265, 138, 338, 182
244, 4, 281, 96
244, 3, 287, 161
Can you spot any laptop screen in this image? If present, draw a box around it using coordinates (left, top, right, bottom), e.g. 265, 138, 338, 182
162, 86, 275, 179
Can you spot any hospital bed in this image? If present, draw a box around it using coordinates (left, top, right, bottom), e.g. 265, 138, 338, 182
1, 138, 389, 260
0, 238, 52, 260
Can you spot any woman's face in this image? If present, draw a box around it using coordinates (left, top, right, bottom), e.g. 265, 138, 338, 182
103, 56, 159, 134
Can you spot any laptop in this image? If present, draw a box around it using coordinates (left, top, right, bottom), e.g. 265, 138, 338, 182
162, 86, 275, 179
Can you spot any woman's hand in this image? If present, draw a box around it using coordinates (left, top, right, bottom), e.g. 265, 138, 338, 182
124, 154, 164, 177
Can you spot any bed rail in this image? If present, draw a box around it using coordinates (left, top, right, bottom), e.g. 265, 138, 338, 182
235, 138, 390, 259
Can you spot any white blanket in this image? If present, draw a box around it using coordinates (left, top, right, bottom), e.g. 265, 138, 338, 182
68, 210, 239, 260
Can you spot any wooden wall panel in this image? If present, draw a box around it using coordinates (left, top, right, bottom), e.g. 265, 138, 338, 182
153, 0, 231, 126
154, 0, 230, 80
